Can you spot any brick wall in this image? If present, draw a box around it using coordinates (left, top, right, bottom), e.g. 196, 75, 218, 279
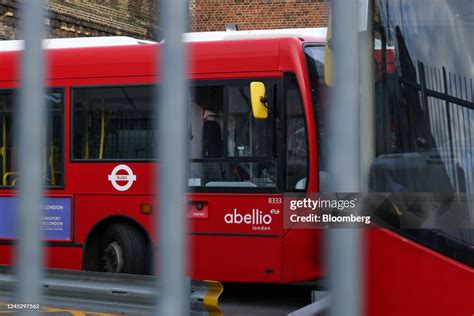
0, 0, 330, 41
189, 0, 330, 32
0, 0, 16, 39
0, 0, 156, 40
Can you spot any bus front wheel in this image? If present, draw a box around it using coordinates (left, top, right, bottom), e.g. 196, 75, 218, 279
100, 223, 147, 274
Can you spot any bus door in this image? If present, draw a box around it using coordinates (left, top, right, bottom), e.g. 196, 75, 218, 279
187, 79, 285, 282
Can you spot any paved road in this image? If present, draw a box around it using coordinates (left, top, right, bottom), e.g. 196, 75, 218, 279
220, 283, 315, 316
1, 283, 320, 315
0, 303, 114, 315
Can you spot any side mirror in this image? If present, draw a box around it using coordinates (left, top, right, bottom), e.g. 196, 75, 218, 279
250, 81, 268, 119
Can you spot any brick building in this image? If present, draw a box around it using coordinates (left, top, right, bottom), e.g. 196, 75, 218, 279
189, 0, 330, 32
0, 0, 330, 40
0, 0, 156, 40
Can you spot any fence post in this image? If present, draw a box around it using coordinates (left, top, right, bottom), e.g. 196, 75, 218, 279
441, 67, 457, 190
155, 0, 189, 315
418, 61, 431, 129
16, 1, 47, 314
359, 0, 375, 191
327, 0, 363, 315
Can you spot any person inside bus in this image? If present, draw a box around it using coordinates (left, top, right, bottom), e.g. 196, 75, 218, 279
200, 109, 225, 185
202, 110, 222, 158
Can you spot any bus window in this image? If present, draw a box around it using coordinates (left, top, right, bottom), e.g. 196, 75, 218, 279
0, 89, 64, 187
189, 81, 277, 189
227, 85, 274, 158
72, 86, 154, 160
286, 74, 308, 191
304, 45, 325, 86
189, 85, 224, 159
304, 44, 329, 178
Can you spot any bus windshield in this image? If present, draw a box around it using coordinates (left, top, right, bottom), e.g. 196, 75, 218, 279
188, 81, 278, 189
304, 45, 328, 173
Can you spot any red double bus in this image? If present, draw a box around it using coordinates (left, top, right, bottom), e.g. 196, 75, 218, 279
0, 35, 326, 282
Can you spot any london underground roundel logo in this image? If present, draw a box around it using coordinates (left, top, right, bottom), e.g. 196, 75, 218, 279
108, 164, 137, 192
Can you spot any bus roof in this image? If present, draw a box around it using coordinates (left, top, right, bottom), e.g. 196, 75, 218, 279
0, 36, 155, 52
184, 27, 327, 42
0, 28, 327, 51
0, 36, 323, 81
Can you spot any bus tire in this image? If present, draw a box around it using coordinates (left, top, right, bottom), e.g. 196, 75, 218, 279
100, 223, 147, 274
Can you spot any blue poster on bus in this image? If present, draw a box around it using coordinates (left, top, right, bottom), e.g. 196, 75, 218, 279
0, 197, 72, 241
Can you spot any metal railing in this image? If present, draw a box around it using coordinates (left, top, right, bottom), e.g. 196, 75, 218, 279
396, 61, 474, 193
0, 266, 222, 315
419, 62, 473, 193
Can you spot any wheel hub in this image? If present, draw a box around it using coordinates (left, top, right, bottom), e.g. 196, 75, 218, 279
102, 241, 124, 273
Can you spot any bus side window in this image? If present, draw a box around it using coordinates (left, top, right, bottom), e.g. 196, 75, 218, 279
0, 94, 13, 186
72, 86, 154, 160
0, 90, 64, 188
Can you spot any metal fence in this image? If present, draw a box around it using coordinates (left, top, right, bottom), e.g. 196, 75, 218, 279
399, 61, 474, 193
10, 1, 368, 315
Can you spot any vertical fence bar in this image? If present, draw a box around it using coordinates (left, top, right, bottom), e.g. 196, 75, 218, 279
155, 0, 189, 315
468, 78, 474, 193
451, 73, 462, 191
418, 62, 431, 126
327, 0, 362, 316
433, 68, 443, 147
359, 0, 375, 191
430, 68, 438, 139
470, 78, 474, 102
463, 76, 470, 192
436, 69, 447, 148
442, 67, 456, 188
16, 1, 46, 314
379, 26, 390, 154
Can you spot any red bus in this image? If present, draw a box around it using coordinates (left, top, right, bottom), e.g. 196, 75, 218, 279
0, 35, 326, 283
0, 28, 472, 316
